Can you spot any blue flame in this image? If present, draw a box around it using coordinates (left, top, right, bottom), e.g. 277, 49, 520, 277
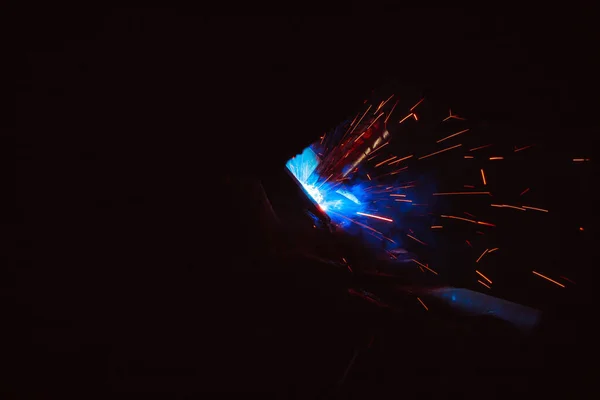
286, 146, 367, 219
285, 143, 438, 253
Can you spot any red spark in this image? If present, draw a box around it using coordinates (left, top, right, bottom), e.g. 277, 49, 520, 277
418, 143, 462, 160
384, 99, 399, 123
433, 191, 490, 196
411, 259, 438, 275
522, 206, 548, 213
356, 212, 393, 223
407, 234, 427, 246
469, 144, 493, 152
514, 145, 533, 152
441, 215, 496, 227
437, 129, 469, 143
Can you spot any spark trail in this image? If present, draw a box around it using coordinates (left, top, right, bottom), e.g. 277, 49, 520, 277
285, 90, 571, 301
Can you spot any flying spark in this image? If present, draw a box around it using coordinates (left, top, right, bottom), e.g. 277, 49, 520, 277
532, 271, 565, 288
356, 212, 393, 222
284, 90, 565, 312
475, 270, 492, 284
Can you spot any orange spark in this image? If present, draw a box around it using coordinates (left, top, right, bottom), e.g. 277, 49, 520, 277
532, 271, 565, 288
431, 225, 443, 229
579, 227, 584, 231
353, 131, 367, 143
390, 194, 406, 197
573, 158, 590, 162
437, 128, 469, 143
488, 248, 499, 253
390, 166, 409, 175
443, 215, 476, 224
411, 259, 438, 275
441, 215, 496, 227
442, 110, 453, 122
442, 215, 477, 224
489, 157, 504, 160
480, 169, 487, 185
412, 113, 419, 121
433, 191, 490, 195
349, 104, 372, 135
464, 156, 474, 159
369, 142, 389, 156
410, 98, 425, 111
389, 154, 413, 165
520, 188, 530, 196
416, 297, 429, 310
375, 156, 397, 167
477, 280, 491, 289
476, 221, 496, 227
465, 240, 472, 247
514, 145, 533, 152
399, 113, 413, 124
363, 111, 385, 133
341, 112, 361, 140
407, 234, 427, 245
476, 249, 489, 263
463, 184, 475, 188
443, 108, 466, 121
382, 235, 396, 244
356, 212, 393, 222
522, 206, 548, 213
380, 93, 394, 109
328, 211, 384, 235
384, 99, 399, 123
475, 270, 492, 284
317, 174, 333, 189
367, 173, 371, 180
418, 144, 462, 160
491, 204, 526, 211
469, 144, 493, 152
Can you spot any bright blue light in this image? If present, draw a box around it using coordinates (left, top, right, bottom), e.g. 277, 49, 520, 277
286, 146, 367, 221
285, 143, 434, 252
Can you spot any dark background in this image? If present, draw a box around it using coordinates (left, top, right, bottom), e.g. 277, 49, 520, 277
9, 6, 597, 397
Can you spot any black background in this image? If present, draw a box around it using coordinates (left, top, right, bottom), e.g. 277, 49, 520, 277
9, 6, 597, 397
